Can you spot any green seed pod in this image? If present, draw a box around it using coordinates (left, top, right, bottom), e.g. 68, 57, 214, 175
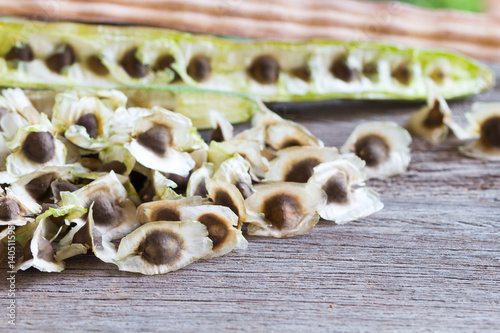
0, 20, 493, 102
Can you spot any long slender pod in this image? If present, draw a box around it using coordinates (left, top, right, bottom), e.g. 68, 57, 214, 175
0, 20, 494, 102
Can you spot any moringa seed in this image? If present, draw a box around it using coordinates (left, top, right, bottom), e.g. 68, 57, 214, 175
75, 113, 99, 139
249, 55, 280, 84
187, 55, 211, 82
22, 132, 55, 163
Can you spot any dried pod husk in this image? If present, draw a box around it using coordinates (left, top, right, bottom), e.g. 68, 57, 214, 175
115, 220, 212, 275
16, 202, 85, 271
136, 196, 203, 224
147, 170, 183, 201
186, 163, 214, 198
51, 91, 116, 151
209, 110, 233, 142
180, 205, 247, 258
5, 115, 67, 177
266, 120, 324, 151
264, 146, 339, 183
212, 155, 254, 199
0, 135, 12, 169
16, 220, 64, 272
306, 157, 383, 224
54, 192, 94, 260
460, 103, 500, 160
2, 88, 41, 125
206, 178, 248, 222
9, 165, 73, 208
341, 121, 412, 179
125, 107, 204, 176
215, 140, 270, 178
245, 182, 324, 238
406, 88, 470, 144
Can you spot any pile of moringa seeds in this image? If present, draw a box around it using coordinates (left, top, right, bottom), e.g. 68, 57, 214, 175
0, 88, 414, 274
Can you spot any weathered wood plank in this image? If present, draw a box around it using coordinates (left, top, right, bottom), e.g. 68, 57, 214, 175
1, 64, 499, 332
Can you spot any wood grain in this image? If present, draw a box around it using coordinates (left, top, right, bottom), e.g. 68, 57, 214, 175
1, 64, 499, 332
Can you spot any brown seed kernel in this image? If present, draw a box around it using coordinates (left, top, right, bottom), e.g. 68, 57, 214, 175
480, 116, 500, 149
154, 54, 175, 71
72, 221, 91, 248
37, 236, 57, 262
263, 194, 301, 230
90, 196, 122, 228
164, 173, 189, 193
75, 113, 99, 139
140, 182, 156, 203
198, 213, 228, 249
423, 100, 444, 129
291, 66, 311, 82
87, 55, 109, 76
121, 47, 149, 78
26, 173, 55, 202
330, 56, 358, 82
236, 181, 253, 199
193, 180, 208, 197
279, 139, 302, 149
129, 170, 148, 193
323, 174, 349, 204
285, 158, 321, 183
0, 199, 21, 221
138, 230, 181, 265
213, 190, 239, 217
41, 203, 66, 227
137, 124, 170, 156
429, 68, 447, 85
5, 44, 33, 62
79, 157, 102, 171
154, 207, 180, 222
22, 132, 55, 163
362, 62, 378, 78
187, 55, 211, 82
392, 63, 412, 86
23, 239, 34, 261
155, 54, 181, 82
354, 135, 390, 167
51, 181, 79, 202
46, 45, 75, 74
99, 160, 127, 174
248, 55, 280, 84
210, 126, 224, 142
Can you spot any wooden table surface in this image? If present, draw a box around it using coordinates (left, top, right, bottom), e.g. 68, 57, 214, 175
2, 64, 500, 332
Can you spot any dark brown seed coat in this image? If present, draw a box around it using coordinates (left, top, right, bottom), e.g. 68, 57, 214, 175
249, 55, 280, 84
138, 230, 181, 265
354, 135, 390, 167
137, 125, 170, 156
22, 132, 55, 163
187, 55, 211, 82
75, 113, 99, 139
121, 48, 149, 78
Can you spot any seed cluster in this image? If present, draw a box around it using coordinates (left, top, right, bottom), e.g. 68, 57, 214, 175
0, 88, 413, 274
